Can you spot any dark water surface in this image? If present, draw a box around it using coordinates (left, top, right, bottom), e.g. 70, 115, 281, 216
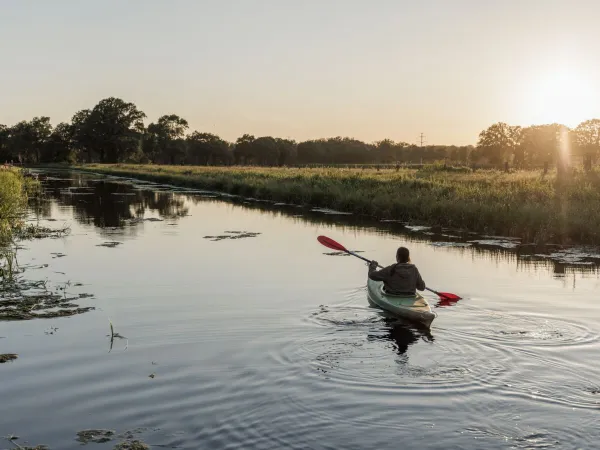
1, 170, 599, 449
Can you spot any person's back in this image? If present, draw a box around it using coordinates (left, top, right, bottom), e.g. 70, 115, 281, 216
368, 247, 425, 295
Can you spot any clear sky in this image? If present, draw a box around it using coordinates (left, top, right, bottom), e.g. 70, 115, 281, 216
2, 0, 600, 145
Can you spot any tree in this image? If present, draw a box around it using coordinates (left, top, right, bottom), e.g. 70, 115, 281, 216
519, 123, 567, 169
78, 97, 146, 163
146, 114, 189, 164
71, 109, 95, 162
6, 117, 53, 163
476, 122, 521, 165
0, 125, 10, 162
233, 134, 256, 165
43, 122, 77, 163
186, 132, 231, 165
575, 119, 600, 169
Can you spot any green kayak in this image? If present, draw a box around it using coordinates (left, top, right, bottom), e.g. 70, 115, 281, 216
367, 277, 436, 328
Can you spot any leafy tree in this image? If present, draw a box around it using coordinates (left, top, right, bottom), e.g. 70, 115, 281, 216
146, 114, 189, 164
186, 132, 231, 165
0, 124, 10, 162
71, 109, 95, 162
43, 122, 77, 163
76, 97, 146, 163
476, 122, 521, 165
233, 134, 256, 165
519, 124, 567, 168
275, 138, 297, 166
575, 119, 600, 168
6, 117, 53, 163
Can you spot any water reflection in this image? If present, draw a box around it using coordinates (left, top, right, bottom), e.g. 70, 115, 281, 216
34, 173, 189, 231
30, 170, 600, 277
368, 317, 434, 356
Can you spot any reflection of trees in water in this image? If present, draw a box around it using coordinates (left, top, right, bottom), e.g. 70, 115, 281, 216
35, 172, 600, 278
40, 173, 189, 229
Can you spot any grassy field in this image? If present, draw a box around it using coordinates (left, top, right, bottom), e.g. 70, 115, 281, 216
77, 163, 600, 244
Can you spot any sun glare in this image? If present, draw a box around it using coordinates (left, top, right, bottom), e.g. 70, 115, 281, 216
526, 69, 596, 127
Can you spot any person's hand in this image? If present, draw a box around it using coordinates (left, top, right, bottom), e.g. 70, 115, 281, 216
369, 260, 379, 269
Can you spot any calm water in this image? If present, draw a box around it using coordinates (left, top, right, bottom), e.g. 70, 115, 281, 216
1, 170, 599, 449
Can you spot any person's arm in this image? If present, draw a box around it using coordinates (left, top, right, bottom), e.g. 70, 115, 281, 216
368, 261, 393, 282
415, 267, 426, 291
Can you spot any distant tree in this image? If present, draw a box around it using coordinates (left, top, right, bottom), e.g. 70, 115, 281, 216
186, 132, 231, 165
373, 139, 409, 163
519, 123, 570, 174
476, 122, 521, 165
146, 114, 189, 164
71, 109, 95, 162
43, 122, 77, 163
575, 119, 600, 168
233, 134, 256, 165
6, 117, 53, 163
76, 97, 146, 163
0, 124, 10, 162
275, 138, 297, 166
296, 139, 325, 164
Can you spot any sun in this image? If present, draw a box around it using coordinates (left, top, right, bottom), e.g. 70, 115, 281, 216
526, 69, 595, 127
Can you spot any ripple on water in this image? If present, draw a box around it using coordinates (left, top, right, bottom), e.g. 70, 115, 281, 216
449, 306, 600, 410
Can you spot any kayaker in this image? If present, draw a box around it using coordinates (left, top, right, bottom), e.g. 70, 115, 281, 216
368, 247, 425, 295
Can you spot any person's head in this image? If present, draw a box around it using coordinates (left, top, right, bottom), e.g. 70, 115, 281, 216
396, 246, 410, 263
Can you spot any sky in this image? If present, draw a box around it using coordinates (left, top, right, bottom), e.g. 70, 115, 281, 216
1, 0, 600, 145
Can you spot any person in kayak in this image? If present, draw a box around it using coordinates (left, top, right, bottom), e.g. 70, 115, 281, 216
368, 246, 425, 295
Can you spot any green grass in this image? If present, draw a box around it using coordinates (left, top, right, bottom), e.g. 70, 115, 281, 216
78, 163, 600, 244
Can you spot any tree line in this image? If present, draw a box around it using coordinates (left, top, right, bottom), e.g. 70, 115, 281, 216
1, 96, 598, 168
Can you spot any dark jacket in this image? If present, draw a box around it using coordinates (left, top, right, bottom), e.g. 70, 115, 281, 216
368, 263, 425, 295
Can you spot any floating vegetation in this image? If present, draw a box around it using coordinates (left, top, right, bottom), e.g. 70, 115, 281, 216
15, 224, 70, 240
468, 239, 521, 249
0, 277, 94, 321
0, 353, 18, 363
430, 242, 472, 248
3, 434, 49, 450
311, 207, 352, 215
127, 217, 164, 224
405, 225, 432, 232
203, 230, 261, 241
113, 440, 150, 450
76, 429, 116, 444
50, 252, 66, 258
97, 241, 122, 248
107, 318, 128, 353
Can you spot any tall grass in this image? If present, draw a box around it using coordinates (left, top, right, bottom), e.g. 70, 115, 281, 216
0, 168, 38, 280
81, 163, 600, 244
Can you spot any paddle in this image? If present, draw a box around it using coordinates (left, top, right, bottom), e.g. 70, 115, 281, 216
317, 235, 461, 301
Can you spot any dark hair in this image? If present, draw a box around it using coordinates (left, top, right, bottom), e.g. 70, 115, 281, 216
396, 246, 410, 263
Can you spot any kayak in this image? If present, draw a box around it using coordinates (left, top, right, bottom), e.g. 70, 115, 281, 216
367, 277, 436, 328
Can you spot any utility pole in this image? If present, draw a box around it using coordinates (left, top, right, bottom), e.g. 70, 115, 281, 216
418, 133, 426, 166
419, 132, 426, 147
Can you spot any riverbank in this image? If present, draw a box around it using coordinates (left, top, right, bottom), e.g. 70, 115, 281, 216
74, 163, 600, 244
0, 167, 38, 245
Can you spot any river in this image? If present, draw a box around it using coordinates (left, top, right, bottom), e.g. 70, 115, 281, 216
1, 169, 599, 449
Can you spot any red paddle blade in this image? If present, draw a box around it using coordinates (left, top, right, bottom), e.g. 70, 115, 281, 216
437, 292, 461, 300
317, 235, 348, 252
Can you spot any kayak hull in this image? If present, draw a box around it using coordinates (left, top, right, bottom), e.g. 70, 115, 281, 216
367, 277, 435, 328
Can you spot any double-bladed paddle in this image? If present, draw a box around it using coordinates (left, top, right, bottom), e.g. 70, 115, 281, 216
317, 235, 461, 301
